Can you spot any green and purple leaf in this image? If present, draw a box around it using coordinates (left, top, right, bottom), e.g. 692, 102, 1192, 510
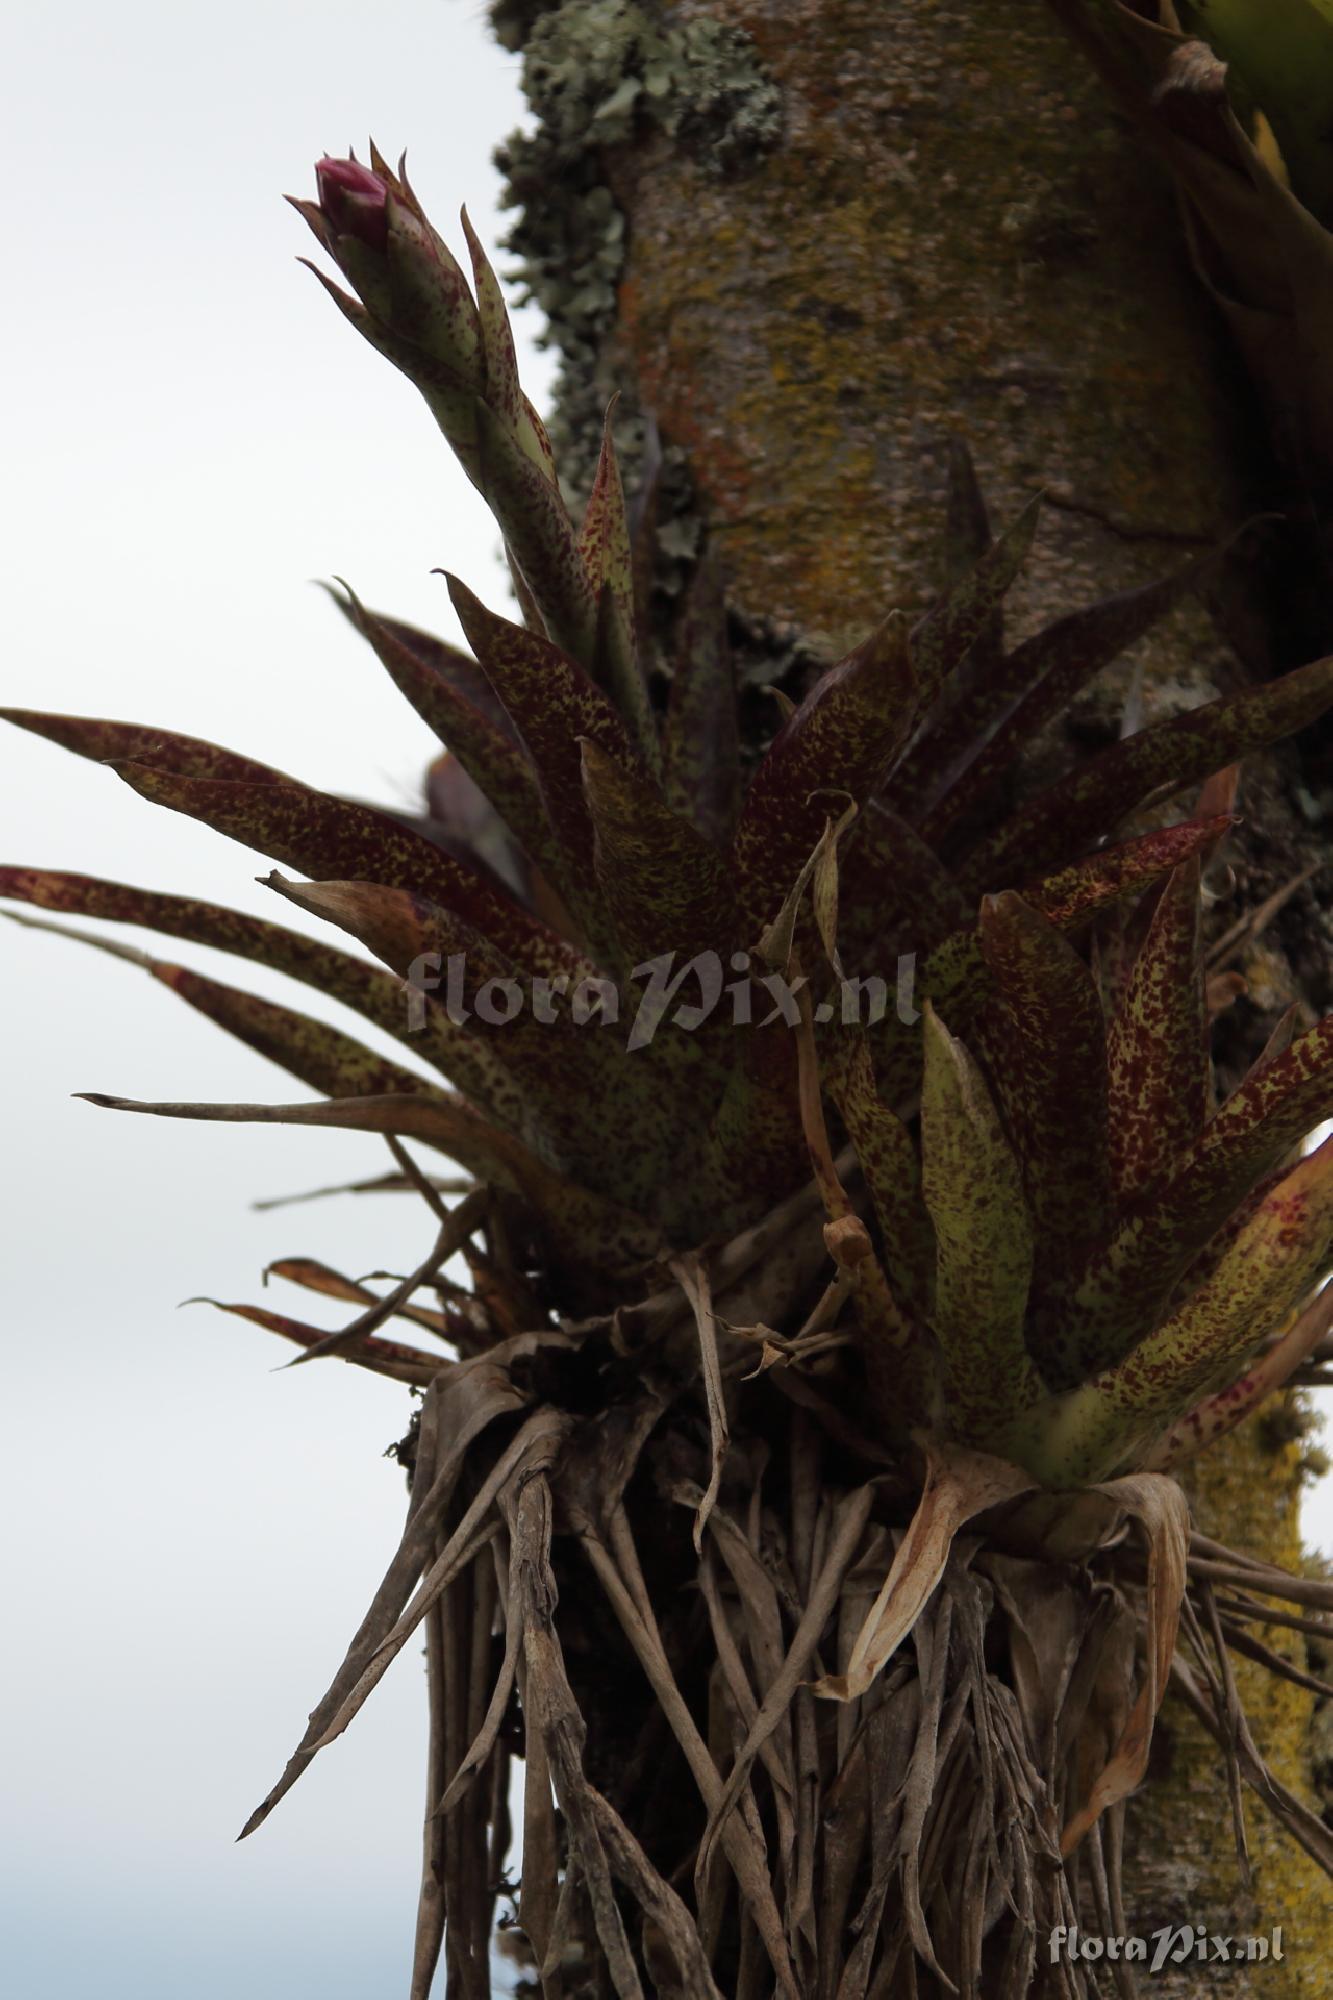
826, 1034, 935, 1313
1058, 1011, 1333, 1375
920, 545, 1221, 842
919, 1004, 1042, 1435
1, 708, 290, 785
326, 583, 563, 883
1106, 856, 1208, 1203
958, 650, 1333, 893
976, 892, 1112, 1298
446, 577, 646, 891
910, 494, 1040, 708
581, 737, 736, 965
260, 872, 670, 1205
577, 408, 656, 762
0, 865, 421, 1051
78, 1087, 663, 1279
1015, 1138, 1333, 1485
732, 615, 919, 928
102, 757, 573, 980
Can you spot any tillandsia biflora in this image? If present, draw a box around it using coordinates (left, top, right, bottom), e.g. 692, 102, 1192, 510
7, 151, 1333, 1997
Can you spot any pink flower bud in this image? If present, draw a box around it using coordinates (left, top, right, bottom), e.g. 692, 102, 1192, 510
315, 156, 389, 252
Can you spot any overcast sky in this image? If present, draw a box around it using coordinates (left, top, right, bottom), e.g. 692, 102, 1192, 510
2, 4, 549, 1993
2, 5, 1330, 1996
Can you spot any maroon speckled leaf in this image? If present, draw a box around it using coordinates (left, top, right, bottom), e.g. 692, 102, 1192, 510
1057, 1011, 1333, 1376
324, 590, 516, 739
837, 801, 972, 971
327, 583, 562, 883
107, 760, 574, 981
867, 816, 1235, 1114
161, 963, 437, 1102
1026, 1139, 1333, 1486
447, 577, 646, 894
911, 494, 1040, 706
471, 398, 600, 668
1025, 815, 1235, 930
1106, 856, 1208, 1203
459, 205, 526, 444
977, 892, 1112, 1291
578, 409, 656, 761
1, 708, 291, 785
0, 863, 424, 1053
199, 1299, 437, 1386
732, 615, 918, 929
921, 545, 1220, 842
958, 651, 1333, 892
260, 872, 675, 1211
826, 1034, 935, 1313
581, 737, 736, 965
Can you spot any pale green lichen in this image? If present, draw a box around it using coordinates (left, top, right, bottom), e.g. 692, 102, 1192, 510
492, 0, 782, 502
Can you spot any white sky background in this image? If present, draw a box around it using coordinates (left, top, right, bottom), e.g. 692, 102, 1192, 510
1, 4, 549, 1994
1, 5, 1330, 1996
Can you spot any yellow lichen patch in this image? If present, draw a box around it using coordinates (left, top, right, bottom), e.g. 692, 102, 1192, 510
1126, 1414, 1332, 1994
617, 0, 1245, 661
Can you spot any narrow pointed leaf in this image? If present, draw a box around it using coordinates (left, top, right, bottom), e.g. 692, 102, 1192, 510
916, 816, 1230, 1023
911, 494, 1040, 705
1, 708, 290, 784
939, 436, 993, 590
447, 576, 646, 881
265, 1255, 448, 1336
919, 1004, 1042, 1433
581, 737, 735, 963
826, 1035, 934, 1312
327, 583, 562, 881
1106, 856, 1208, 1202
577, 408, 656, 763
921, 544, 1222, 842
106, 760, 572, 980
1148, 1283, 1333, 1471
1025, 815, 1235, 931
77, 1090, 663, 1276
0, 865, 422, 1050
257, 873, 573, 1155
1020, 1139, 1333, 1485
15, 907, 444, 1107
458, 206, 526, 452
733, 615, 918, 927
1059, 1011, 1333, 1375
199, 1299, 437, 1385
471, 397, 600, 668
159, 966, 440, 1102
324, 590, 516, 739
261, 872, 672, 1208
959, 650, 1333, 892
977, 892, 1112, 1287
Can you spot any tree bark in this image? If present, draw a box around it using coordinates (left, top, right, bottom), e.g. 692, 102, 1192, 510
495, 0, 1331, 1985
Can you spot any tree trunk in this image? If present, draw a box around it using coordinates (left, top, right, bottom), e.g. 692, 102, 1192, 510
493, 0, 1330, 1985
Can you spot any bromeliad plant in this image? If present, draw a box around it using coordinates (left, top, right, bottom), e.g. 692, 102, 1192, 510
8, 153, 1333, 1996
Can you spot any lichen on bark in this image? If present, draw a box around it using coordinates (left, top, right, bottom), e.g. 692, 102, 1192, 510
493, 0, 781, 503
